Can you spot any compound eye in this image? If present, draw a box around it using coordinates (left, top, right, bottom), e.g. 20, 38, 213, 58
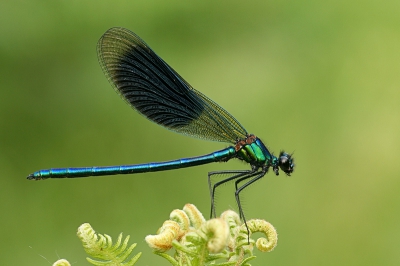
279, 152, 294, 175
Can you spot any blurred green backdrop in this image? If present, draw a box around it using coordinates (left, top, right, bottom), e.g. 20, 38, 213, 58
1, 0, 399, 265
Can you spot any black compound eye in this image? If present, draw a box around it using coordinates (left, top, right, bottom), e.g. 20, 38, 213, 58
279, 152, 294, 176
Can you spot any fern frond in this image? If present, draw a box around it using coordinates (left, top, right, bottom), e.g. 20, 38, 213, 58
77, 223, 142, 266
145, 203, 278, 266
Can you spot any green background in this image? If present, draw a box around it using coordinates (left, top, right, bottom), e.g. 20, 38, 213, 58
1, 1, 399, 265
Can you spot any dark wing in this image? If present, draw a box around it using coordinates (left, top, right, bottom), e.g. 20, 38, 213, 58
97, 27, 247, 143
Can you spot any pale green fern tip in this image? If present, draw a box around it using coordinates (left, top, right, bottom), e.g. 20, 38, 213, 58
77, 223, 142, 266
52, 259, 71, 266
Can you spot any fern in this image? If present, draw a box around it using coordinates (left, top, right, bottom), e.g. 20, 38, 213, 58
49, 203, 276, 265
77, 223, 142, 266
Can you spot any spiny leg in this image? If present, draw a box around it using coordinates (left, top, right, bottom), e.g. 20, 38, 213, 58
208, 170, 252, 218
233, 170, 263, 219
234, 171, 266, 243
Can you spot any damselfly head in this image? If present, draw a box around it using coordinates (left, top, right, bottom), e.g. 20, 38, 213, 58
278, 151, 294, 176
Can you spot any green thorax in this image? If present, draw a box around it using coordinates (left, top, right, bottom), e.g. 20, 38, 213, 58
235, 135, 275, 167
